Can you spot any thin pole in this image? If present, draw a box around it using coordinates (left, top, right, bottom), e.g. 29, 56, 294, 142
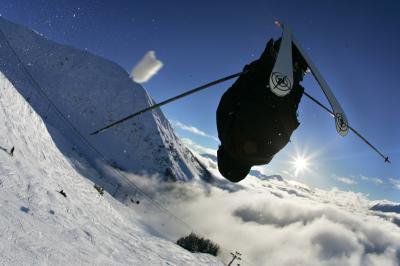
303, 91, 390, 163
90, 71, 389, 163
227, 252, 242, 266
90, 71, 245, 135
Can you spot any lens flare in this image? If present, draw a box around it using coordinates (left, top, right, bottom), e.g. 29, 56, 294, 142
292, 155, 310, 176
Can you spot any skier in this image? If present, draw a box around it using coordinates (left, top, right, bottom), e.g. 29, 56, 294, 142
216, 38, 308, 182
90, 23, 389, 169
0, 145, 14, 157
58, 189, 67, 198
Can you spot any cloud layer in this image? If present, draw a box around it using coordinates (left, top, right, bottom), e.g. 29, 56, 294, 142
337, 177, 357, 185
173, 120, 219, 142
124, 137, 400, 266
130, 168, 400, 266
181, 138, 217, 156
360, 175, 384, 186
131, 51, 163, 83
390, 178, 400, 190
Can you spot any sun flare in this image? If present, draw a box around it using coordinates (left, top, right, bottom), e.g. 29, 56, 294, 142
292, 155, 310, 176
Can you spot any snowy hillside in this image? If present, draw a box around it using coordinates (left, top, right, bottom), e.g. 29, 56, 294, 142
0, 17, 210, 185
0, 71, 223, 265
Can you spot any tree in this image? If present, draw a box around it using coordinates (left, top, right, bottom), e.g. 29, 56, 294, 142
176, 233, 219, 256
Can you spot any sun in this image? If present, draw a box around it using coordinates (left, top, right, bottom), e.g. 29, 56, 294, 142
292, 155, 310, 176
294, 156, 309, 171
288, 142, 318, 177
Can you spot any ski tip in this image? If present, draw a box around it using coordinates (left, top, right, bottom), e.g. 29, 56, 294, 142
274, 20, 283, 28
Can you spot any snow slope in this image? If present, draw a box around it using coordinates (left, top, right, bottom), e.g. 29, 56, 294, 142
0, 71, 223, 265
0, 17, 210, 184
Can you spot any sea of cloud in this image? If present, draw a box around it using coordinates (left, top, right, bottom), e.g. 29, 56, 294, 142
118, 136, 400, 266
124, 164, 400, 266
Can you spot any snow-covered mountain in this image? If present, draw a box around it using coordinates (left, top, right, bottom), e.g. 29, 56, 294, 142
0, 17, 211, 187
370, 202, 400, 214
0, 70, 223, 265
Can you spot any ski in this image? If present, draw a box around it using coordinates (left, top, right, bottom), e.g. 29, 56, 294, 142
293, 36, 349, 136
274, 21, 349, 137
269, 22, 294, 97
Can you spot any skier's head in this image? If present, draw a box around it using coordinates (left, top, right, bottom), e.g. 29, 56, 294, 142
217, 146, 251, 182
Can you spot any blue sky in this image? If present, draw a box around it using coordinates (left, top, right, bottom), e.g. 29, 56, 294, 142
1, 0, 399, 201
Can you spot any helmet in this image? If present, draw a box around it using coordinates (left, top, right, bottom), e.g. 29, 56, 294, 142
217, 146, 251, 182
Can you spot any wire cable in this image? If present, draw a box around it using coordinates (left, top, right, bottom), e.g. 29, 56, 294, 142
0, 28, 244, 264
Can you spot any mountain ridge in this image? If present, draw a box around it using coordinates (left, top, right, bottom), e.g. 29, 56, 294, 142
0, 17, 211, 187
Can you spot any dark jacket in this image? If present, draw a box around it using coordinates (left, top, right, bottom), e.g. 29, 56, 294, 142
216, 39, 304, 182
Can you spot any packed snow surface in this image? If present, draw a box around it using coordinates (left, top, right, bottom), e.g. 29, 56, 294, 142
0, 71, 222, 265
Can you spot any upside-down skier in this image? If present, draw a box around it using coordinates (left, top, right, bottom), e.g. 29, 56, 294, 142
90, 22, 389, 182
216, 38, 308, 182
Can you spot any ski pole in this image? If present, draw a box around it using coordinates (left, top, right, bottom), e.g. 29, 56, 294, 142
90, 71, 390, 163
303, 91, 390, 163
90, 71, 246, 135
